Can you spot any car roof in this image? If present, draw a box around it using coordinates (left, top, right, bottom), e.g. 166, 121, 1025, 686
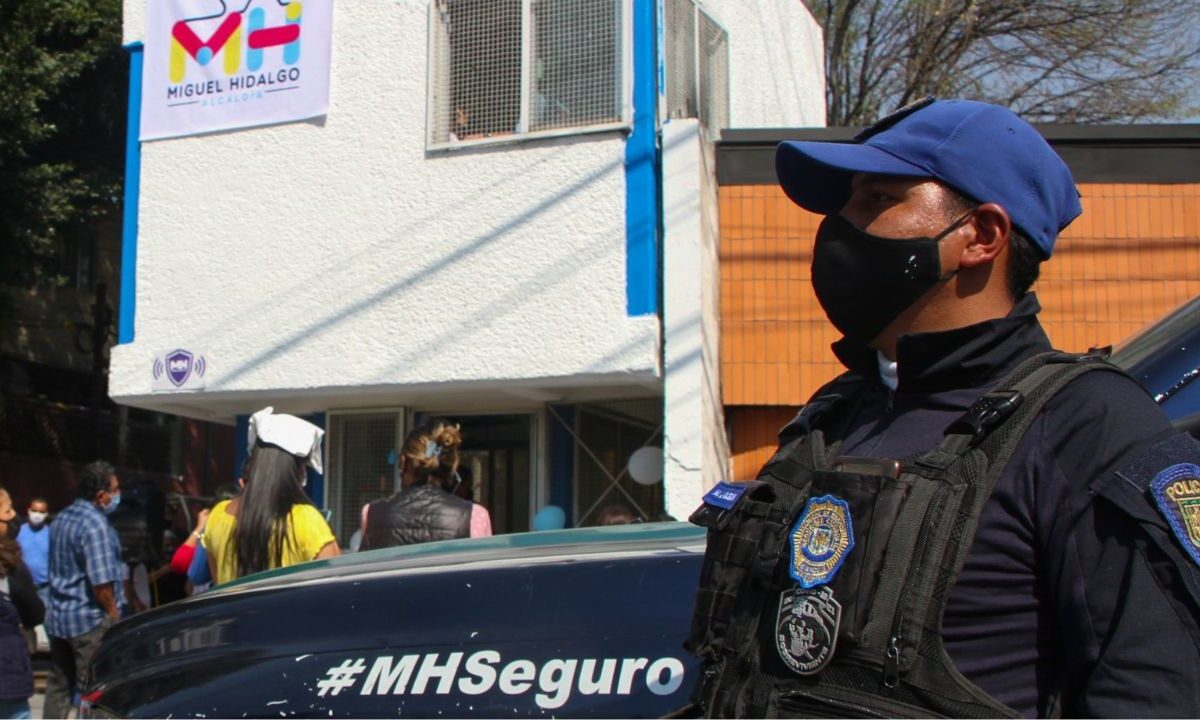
213, 521, 705, 593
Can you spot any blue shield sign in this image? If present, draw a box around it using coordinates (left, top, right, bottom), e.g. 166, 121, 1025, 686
166, 349, 194, 387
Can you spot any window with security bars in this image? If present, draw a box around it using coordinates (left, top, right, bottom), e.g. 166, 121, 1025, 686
325, 411, 405, 545
663, 0, 729, 137
428, 0, 629, 148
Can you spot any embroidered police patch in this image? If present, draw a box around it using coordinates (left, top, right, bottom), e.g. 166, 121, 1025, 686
1151, 463, 1200, 567
776, 585, 842, 675
788, 495, 855, 588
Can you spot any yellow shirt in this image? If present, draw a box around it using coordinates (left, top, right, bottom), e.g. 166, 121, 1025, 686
202, 500, 336, 585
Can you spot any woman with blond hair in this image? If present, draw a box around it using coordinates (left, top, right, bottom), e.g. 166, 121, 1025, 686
361, 419, 491, 550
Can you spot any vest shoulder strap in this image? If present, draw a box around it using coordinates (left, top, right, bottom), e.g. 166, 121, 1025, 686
918, 351, 1125, 472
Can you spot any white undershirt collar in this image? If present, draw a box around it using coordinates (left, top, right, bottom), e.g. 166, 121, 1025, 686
877, 351, 899, 391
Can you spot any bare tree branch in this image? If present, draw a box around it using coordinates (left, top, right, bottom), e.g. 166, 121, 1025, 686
802, 0, 1200, 124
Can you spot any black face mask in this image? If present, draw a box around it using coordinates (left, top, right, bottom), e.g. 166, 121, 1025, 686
811, 211, 972, 345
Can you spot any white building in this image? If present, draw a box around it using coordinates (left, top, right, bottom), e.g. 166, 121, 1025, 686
112, 0, 824, 540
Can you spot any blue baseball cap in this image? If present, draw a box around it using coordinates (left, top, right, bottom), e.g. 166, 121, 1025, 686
775, 98, 1081, 257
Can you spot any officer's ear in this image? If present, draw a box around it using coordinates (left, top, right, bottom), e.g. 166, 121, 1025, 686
958, 203, 1011, 269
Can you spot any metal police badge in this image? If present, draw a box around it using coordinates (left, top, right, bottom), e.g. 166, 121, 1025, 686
776, 585, 842, 675
1151, 463, 1200, 567
788, 495, 855, 588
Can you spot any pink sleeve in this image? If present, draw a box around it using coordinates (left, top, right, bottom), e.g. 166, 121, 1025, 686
469, 504, 493, 538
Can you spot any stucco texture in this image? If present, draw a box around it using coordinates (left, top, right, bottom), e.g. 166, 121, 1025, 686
111, 1, 660, 416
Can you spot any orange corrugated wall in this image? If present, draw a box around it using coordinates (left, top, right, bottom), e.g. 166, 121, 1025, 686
722, 182, 1200, 479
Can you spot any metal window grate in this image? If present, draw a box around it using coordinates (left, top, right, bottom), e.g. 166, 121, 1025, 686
698, 10, 729, 135
326, 412, 402, 545
663, 0, 697, 121
531, 0, 623, 132
430, 0, 523, 145
428, 0, 627, 148
663, 0, 728, 137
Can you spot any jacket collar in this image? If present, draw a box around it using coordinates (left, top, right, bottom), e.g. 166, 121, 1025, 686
832, 293, 1052, 392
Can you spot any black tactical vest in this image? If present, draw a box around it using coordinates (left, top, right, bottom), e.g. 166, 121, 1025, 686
362, 484, 472, 550
685, 352, 1124, 718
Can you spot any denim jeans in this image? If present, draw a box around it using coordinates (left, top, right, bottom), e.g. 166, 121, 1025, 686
0, 698, 32, 720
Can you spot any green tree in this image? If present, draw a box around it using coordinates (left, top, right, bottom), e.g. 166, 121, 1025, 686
0, 0, 126, 311
807, 0, 1200, 125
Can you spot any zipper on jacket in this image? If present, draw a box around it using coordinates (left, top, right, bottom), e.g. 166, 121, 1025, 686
883, 633, 901, 688
882, 490, 945, 689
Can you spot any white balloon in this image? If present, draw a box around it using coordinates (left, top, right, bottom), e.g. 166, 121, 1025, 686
627, 446, 664, 485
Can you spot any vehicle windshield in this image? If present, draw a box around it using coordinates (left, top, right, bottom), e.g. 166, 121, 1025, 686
1109, 295, 1200, 370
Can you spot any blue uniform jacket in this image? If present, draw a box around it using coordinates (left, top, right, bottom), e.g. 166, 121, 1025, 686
824, 293, 1200, 717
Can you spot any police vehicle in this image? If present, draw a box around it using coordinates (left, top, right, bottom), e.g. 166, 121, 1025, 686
81, 522, 705, 718
82, 297, 1200, 719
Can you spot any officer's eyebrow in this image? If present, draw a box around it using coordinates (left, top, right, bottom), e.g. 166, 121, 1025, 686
852, 173, 926, 198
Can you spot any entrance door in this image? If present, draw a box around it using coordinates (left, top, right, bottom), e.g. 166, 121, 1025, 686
414, 412, 536, 535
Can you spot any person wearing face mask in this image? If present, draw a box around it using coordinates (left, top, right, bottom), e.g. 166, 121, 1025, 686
203, 407, 339, 585
684, 99, 1200, 718
15, 498, 49, 609
44, 460, 125, 719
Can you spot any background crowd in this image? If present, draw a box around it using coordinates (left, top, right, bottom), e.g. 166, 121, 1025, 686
0, 407, 639, 719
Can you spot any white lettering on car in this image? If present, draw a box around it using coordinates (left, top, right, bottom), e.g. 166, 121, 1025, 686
577, 658, 617, 695
319, 652, 687, 709
412, 652, 464, 694
361, 655, 418, 695
458, 650, 501, 695
498, 659, 537, 694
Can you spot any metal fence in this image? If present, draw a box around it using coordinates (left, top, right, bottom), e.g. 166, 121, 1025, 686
325, 411, 403, 544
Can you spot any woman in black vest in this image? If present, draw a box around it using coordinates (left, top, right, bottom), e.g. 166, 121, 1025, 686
361, 419, 492, 550
0, 537, 44, 719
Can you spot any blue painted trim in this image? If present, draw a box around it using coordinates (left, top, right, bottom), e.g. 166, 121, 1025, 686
306, 412, 326, 507
234, 414, 250, 484
624, 0, 660, 317
549, 405, 575, 528
118, 43, 143, 345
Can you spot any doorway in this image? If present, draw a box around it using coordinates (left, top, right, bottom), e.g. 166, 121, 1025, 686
414, 411, 537, 535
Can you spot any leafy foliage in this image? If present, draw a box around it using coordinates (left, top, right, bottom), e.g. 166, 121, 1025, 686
0, 0, 126, 291
806, 0, 1200, 125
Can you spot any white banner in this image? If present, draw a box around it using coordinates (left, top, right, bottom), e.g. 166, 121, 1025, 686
141, 0, 333, 141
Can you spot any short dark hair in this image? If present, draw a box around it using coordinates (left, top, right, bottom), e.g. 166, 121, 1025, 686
29, 497, 47, 507
941, 188, 1043, 302
78, 460, 116, 500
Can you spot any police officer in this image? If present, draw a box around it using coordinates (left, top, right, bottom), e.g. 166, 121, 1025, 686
686, 99, 1200, 718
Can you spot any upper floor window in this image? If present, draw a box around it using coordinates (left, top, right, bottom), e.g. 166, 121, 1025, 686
663, 0, 729, 137
427, 0, 630, 149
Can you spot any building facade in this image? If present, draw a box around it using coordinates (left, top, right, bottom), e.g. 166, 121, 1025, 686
112, 0, 825, 540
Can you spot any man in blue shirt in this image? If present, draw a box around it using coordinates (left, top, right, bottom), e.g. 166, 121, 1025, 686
15, 497, 50, 606
44, 461, 125, 719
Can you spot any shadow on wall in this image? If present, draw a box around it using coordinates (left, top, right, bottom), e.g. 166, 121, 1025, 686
207, 130, 696, 390
213, 155, 624, 388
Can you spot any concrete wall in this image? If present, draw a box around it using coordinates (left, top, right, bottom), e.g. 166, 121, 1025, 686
701, 0, 826, 128
113, 1, 659, 422
662, 119, 730, 515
